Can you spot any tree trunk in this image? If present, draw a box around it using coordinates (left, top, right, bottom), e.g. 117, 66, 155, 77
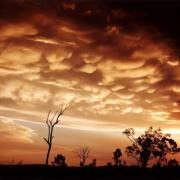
45, 144, 51, 165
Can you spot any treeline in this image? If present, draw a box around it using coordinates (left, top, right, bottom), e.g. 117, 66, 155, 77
51, 127, 180, 168
44, 109, 180, 167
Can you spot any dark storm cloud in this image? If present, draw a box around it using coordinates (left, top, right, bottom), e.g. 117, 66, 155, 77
0, 0, 179, 126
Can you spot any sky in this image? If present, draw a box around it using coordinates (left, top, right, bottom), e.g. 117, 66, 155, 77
0, 0, 180, 166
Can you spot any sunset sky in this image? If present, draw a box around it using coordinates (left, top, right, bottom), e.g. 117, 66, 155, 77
0, 0, 180, 166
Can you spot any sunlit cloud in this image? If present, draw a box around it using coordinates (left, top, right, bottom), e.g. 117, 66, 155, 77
0, 117, 36, 143
0, 23, 37, 39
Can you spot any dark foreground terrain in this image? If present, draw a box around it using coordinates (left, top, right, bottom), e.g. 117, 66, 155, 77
0, 165, 180, 180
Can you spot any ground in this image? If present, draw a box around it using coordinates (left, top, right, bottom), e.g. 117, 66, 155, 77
0, 165, 180, 180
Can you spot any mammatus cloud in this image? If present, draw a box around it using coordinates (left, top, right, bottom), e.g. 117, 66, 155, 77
0, 0, 179, 165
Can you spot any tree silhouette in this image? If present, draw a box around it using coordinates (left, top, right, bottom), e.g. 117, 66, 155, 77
106, 162, 112, 167
123, 127, 179, 167
43, 106, 68, 166
168, 159, 179, 167
113, 148, 122, 166
89, 158, 96, 167
78, 147, 90, 167
52, 154, 67, 167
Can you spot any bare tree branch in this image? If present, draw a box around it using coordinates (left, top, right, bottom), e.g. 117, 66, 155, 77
77, 147, 90, 167
43, 106, 68, 166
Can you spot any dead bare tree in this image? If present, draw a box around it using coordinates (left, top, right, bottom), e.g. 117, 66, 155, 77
78, 147, 90, 167
43, 106, 68, 166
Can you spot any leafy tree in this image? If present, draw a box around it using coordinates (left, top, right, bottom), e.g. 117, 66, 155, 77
113, 148, 122, 166
168, 159, 179, 167
123, 127, 179, 167
106, 162, 112, 167
89, 158, 96, 167
52, 154, 67, 167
